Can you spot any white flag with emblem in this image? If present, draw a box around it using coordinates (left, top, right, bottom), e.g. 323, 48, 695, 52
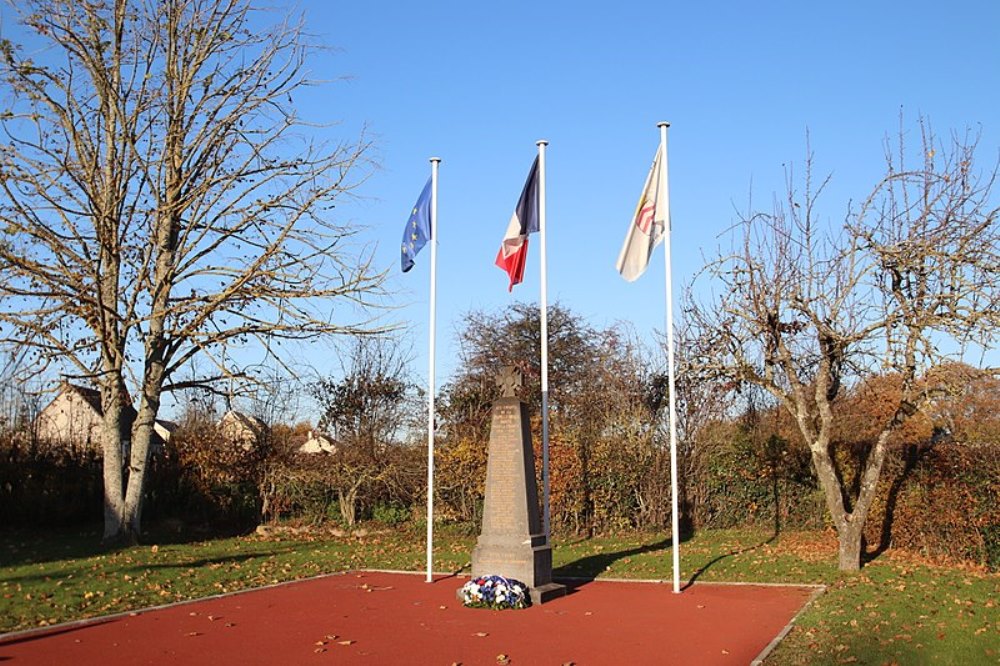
615, 145, 667, 281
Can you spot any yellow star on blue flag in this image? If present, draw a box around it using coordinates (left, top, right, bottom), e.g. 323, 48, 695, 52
401, 177, 432, 273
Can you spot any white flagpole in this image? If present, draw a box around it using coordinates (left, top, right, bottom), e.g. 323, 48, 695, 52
425, 157, 440, 583
658, 122, 681, 593
536, 139, 551, 543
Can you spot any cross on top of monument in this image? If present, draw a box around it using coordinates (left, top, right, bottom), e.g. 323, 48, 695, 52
497, 366, 522, 398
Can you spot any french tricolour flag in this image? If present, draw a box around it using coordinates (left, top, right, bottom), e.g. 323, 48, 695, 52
495, 156, 540, 291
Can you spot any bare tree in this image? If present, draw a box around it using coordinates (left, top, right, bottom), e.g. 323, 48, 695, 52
0, 0, 385, 543
307, 336, 420, 525
310, 336, 418, 455
687, 121, 1000, 570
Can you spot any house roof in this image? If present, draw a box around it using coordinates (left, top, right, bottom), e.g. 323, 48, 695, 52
48, 383, 172, 442
61, 383, 103, 413
59, 382, 135, 416
299, 430, 337, 454
219, 410, 267, 431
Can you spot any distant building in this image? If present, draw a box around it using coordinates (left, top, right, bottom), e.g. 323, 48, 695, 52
36, 383, 128, 449
36, 382, 173, 451
218, 410, 268, 450
154, 419, 178, 442
298, 430, 336, 454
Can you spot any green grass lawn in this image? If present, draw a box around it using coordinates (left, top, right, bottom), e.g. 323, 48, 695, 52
1, 524, 996, 665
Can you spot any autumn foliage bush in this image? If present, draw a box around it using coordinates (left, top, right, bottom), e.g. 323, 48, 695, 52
863, 443, 1000, 569
434, 414, 671, 535
684, 423, 999, 568
2, 412, 996, 569
259, 454, 344, 525
0, 433, 102, 527
685, 422, 824, 532
146, 418, 270, 530
260, 442, 423, 528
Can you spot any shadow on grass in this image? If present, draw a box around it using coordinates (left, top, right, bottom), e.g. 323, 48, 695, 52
1, 544, 297, 587
0, 525, 109, 569
681, 530, 778, 590
775, 623, 933, 666
553, 537, 674, 586
136, 548, 298, 572
436, 535, 679, 590
0, 523, 254, 569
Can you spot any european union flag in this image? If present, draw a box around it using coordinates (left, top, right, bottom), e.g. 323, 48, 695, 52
401, 177, 432, 273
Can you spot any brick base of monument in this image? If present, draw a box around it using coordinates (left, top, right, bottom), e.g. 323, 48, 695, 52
470, 533, 566, 605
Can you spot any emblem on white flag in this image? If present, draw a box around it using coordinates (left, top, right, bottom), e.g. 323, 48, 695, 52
615, 145, 667, 282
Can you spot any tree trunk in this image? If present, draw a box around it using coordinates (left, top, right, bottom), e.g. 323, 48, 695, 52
339, 486, 358, 526
811, 436, 889, 571
101, 394, 127, 544
121, 423, 154, 543
102, 451, 126, 542
837, 518, 864, 571
810, 444, 865, 571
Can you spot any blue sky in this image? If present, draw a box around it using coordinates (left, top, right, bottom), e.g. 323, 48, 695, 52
299, 0, 999, 387
1, 1, 997, 414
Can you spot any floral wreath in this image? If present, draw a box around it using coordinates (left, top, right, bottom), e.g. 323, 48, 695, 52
460, 575, 531, 610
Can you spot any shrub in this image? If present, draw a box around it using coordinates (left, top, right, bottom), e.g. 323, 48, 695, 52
260, 443, 423, 528
864, 442, 1000, 567
372, 502, 410, 526
146, 419, 268, 530
687, 425, 822, 531
0, 433, 102, 527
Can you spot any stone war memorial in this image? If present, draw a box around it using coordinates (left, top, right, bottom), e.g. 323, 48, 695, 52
468, 366, 566, 605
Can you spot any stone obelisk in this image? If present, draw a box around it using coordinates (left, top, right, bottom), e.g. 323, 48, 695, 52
470, 367, 565, 605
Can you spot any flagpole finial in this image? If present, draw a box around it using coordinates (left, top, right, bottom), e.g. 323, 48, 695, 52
429, 157, 441, 164
657, 121, 670, 129
536, 139, 549, 147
